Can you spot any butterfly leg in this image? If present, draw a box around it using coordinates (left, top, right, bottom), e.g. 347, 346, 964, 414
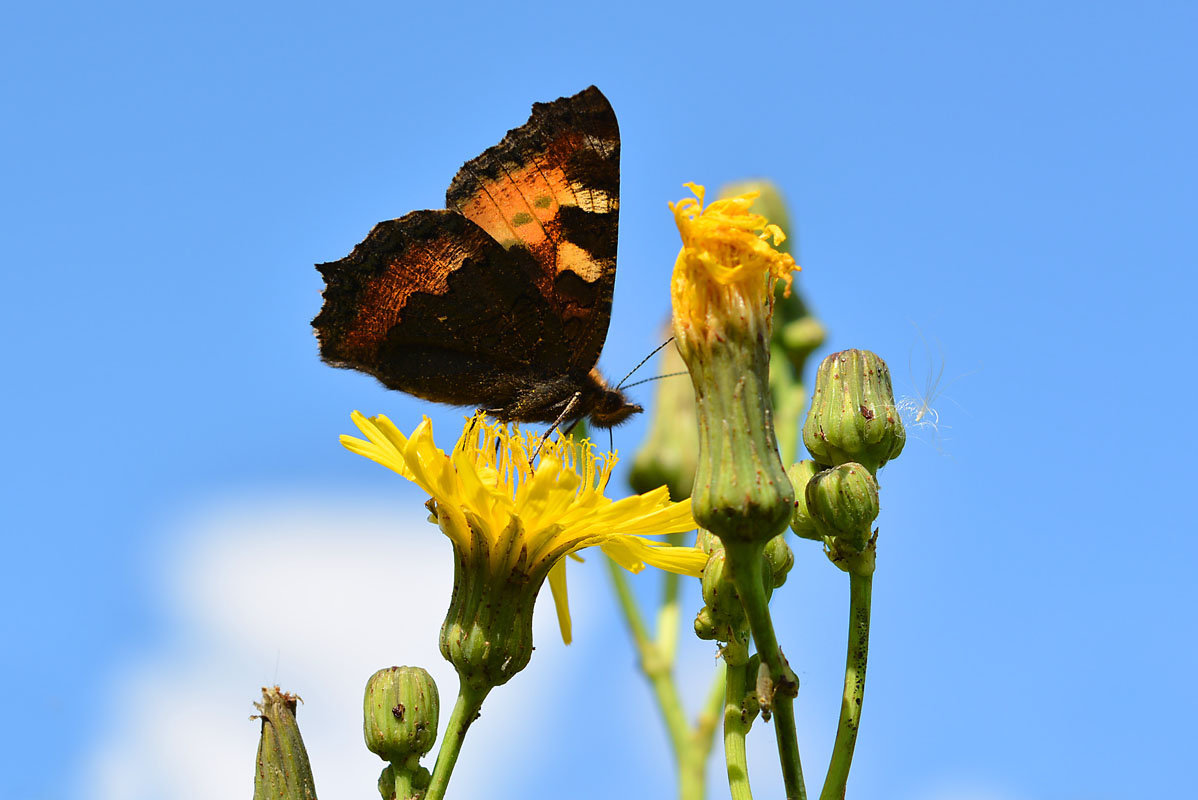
543, 392, 582, 441
529, 392, 583, 467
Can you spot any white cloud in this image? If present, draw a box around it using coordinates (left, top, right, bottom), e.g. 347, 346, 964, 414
86, 494, 592, 800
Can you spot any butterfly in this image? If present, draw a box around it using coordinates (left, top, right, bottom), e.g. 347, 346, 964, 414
313, 86, 641, 429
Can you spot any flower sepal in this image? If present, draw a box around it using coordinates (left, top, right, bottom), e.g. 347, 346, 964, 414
825, 532, 877, 578
438, 514, 541, 694
686, 329, 796, 546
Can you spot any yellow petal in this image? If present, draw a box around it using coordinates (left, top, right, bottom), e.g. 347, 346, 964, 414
546, 558, 573, 644
600, 536, 707, 577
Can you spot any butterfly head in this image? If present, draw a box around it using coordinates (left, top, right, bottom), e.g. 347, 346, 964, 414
584, 368, 642, 428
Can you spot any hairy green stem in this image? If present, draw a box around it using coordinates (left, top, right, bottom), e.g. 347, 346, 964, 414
723, 661, 754, 800
424, 684, 488, 800
819, 572, 872, 800
727, 543, 807, 800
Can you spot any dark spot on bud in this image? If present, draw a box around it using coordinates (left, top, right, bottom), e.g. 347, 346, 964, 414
392, 703, 405, 721
859, 404, 875, 420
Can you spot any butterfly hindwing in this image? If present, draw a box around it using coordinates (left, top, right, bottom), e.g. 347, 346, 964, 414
314, 210, 571, 409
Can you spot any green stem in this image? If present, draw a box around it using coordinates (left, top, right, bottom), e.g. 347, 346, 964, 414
819, 572, 873, 800
678, 749, 704, 800
658, 531, 685, 665
424, 683, 489, 800
696, 663, 727, 761
387, 763, 419, 800
606, 558, 690, 758
723, 661, 754, 800
679, 663, 728, 800
727, 544, 807, 800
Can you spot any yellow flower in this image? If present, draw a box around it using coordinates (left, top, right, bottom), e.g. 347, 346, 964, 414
670, 182, 798, 343
341, 411, 705, 648
668, 182, 799, 547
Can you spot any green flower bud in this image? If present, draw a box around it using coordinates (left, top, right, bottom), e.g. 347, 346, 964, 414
694, 606, 717, 640
253, 686, 317, 800
629, 333, 699, 501
694, 535, 784, 666
695, 528, 720, 555
778, 316, 826, 366
803, 350, 905, 474
786, 460, 826, 541
377, 765, 393, 800
762, 533, 794, 589
364, 666, 440, 762
700, 548, 739, 621
806, 463, 879, 553
696, 561, 750, 663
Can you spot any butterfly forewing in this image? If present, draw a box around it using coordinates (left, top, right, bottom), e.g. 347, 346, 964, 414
445, 86, 620, 373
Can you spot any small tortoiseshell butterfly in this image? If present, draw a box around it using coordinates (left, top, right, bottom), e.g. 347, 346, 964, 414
313, 86, 640, 428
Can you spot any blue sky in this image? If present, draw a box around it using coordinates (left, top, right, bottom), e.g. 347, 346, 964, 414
3, 2, 1196, 798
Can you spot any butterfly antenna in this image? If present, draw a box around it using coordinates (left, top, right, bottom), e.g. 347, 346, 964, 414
618, 370, 689, 391
615, 337, 675, 390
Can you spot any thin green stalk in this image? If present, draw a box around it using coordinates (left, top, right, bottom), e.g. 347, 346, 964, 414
819, 572, 872, 800
424, 684, 488, 800
728, 545, 807, 800
658, 531, 685, 665
680, 663, 728, 800
723, 661, 754, 800
606, 558, 690, 756
387, 765, 419, 800
696, 663, 727, 761
678, 748, 704, 800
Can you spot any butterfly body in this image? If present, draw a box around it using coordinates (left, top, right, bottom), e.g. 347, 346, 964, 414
314, 86, 640, 428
